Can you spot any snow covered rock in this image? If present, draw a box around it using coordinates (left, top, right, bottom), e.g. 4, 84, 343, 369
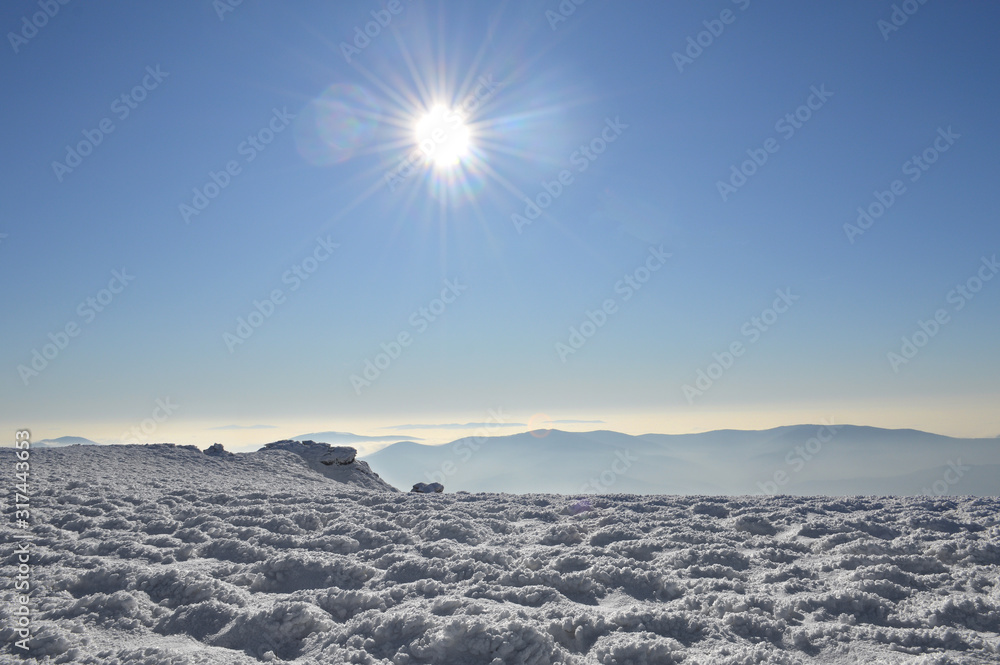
262, 439, 356, 464
259, 439, 397, 491
411, 482, 444, 493
203, 443, 232, 456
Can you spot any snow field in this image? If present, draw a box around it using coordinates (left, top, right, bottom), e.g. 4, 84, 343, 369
1, 445, 998, 664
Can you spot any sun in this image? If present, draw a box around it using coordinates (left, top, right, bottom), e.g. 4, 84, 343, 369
414, 105, 471, 168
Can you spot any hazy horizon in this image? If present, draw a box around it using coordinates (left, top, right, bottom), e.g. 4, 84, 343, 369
25, 415, 1000, 455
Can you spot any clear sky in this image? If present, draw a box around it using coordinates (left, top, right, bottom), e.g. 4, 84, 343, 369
2, 0, 998, 448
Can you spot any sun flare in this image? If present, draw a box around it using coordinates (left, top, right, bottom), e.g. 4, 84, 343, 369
414, 105, 471, 168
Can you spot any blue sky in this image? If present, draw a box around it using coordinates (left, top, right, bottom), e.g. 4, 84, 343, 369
2, 0, 998, 447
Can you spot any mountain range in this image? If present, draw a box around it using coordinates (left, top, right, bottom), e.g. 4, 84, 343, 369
362, 425, 1000, 496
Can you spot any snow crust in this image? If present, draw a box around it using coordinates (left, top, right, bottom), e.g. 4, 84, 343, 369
2, 444, 999, 664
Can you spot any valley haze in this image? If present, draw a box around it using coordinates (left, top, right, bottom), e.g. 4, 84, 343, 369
16, 424, 999, 497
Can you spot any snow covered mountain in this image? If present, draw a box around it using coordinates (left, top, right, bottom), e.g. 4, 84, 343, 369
2, 443, 998, 664
33, 436, 101, 448
364, 425, 1000, 496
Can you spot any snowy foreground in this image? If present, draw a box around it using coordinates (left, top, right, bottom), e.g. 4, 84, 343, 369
2, 445, 999, 664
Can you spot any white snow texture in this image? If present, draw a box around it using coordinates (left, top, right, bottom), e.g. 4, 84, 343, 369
1, 443, 998, 664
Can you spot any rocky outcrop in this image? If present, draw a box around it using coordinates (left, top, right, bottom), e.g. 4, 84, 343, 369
259, 440, 397, 491
410, 482, 444, 493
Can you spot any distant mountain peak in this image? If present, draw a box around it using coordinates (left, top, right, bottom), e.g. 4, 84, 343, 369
292, 430, 424, 443
35, 436, 101, 447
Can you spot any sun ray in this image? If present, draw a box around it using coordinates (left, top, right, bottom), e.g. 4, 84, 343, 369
277, 0, 605, 291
